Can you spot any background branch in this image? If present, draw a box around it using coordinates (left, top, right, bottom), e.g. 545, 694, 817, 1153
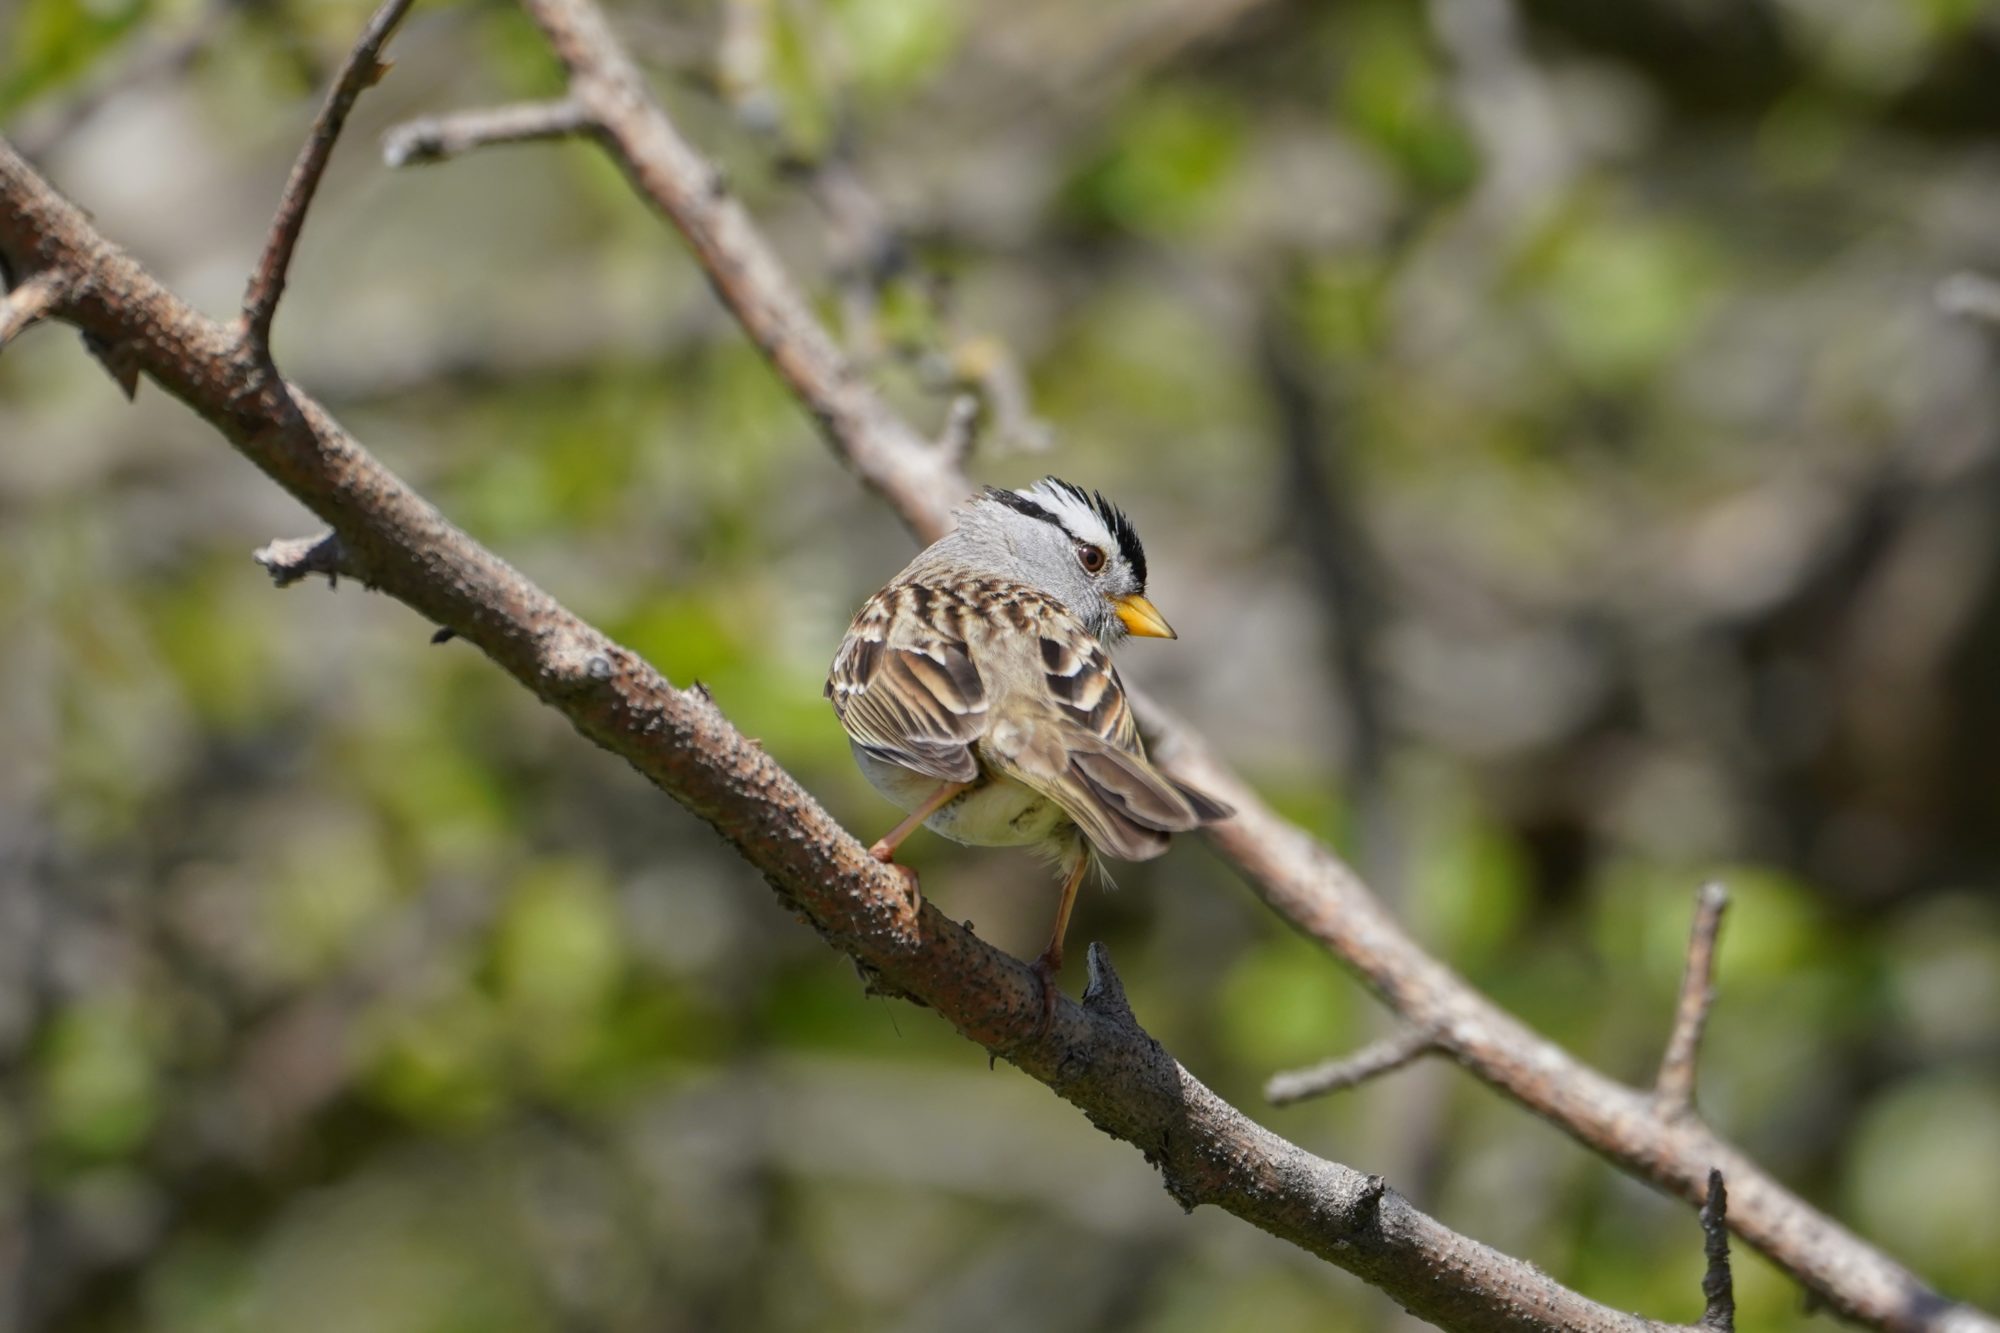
1657, 883, 1730, 1117
381, 98, 594, 167
1266, 1027, 1437, 1106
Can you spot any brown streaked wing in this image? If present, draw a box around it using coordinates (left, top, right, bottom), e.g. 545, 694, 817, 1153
1037, 629, 1139, 753
827, 588, 987, 783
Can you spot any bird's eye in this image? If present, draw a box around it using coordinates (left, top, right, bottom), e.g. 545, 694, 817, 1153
1077, 544, 1107, 574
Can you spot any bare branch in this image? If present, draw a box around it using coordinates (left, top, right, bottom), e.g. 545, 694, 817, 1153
239, 0, 416, 352
382, 98, 594, 168
0, 135, 1715, 1333
1656, 882, 1729, 1117
1266, 1027, 1437, 1106
518, 0, 960, 543
0, 270, 64, 349
1139, 708, 2000, 1331
253, 532, 360, 587
1700, 1170, 1736, 1333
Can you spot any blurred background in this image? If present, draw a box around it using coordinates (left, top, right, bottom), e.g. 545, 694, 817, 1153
4, 0, 2000, 1328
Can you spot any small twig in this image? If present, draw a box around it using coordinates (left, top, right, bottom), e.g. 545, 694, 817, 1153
382, 98, 595, 167
934, 392, 981, 462
0, 271, 64, 350
239, 0, 417, 352
1699, 1169, 1736, 1332
253, 532, 360, 587
1937, 272, 2000, 327
1266, 1027, 1437, 1106
1656, 882, 1729, 1117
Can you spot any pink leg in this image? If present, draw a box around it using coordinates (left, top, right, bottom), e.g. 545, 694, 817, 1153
868, 781, 971, 914
868, 781, 970, 863
1028, 848, 1091, 1036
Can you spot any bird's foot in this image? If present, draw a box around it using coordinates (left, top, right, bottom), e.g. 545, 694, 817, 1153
1028, 949, 1063, 1039
871, 854, 922, 915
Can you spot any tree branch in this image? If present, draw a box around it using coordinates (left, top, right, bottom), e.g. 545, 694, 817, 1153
1656, 883, 1729, 1117
381, 98, 594, 168
518, 0, 962, 545
0, 131, 1718, 1333
1144, 709, 1998, 1332
407, 5, 1998, 1328
0, 269, 65, 349
1267, 1027, 1437, 1106
238, 0, 415, 353
6, 0, 1996, 1324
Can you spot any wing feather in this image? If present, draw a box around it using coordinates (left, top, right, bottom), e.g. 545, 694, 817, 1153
827, 587, 987, 783
977, 613, 1231, 861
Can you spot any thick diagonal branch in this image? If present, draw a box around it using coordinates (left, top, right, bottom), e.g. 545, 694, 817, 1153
463, 5, 1996, 1328
0, 133, 1709, 1333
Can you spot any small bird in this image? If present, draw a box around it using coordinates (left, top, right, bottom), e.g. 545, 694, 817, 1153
826, 478, 1232, 1028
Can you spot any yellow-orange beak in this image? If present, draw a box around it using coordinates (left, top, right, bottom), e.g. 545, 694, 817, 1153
1114, 594, 1176, 640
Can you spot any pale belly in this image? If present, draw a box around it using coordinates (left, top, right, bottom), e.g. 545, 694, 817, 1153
852, 743, 1072, 849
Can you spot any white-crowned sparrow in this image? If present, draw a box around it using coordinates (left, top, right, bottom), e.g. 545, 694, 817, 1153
827, 478, 1232, 1025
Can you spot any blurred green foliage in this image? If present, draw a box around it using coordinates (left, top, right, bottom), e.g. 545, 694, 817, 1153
4, 0, 2000, 1329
